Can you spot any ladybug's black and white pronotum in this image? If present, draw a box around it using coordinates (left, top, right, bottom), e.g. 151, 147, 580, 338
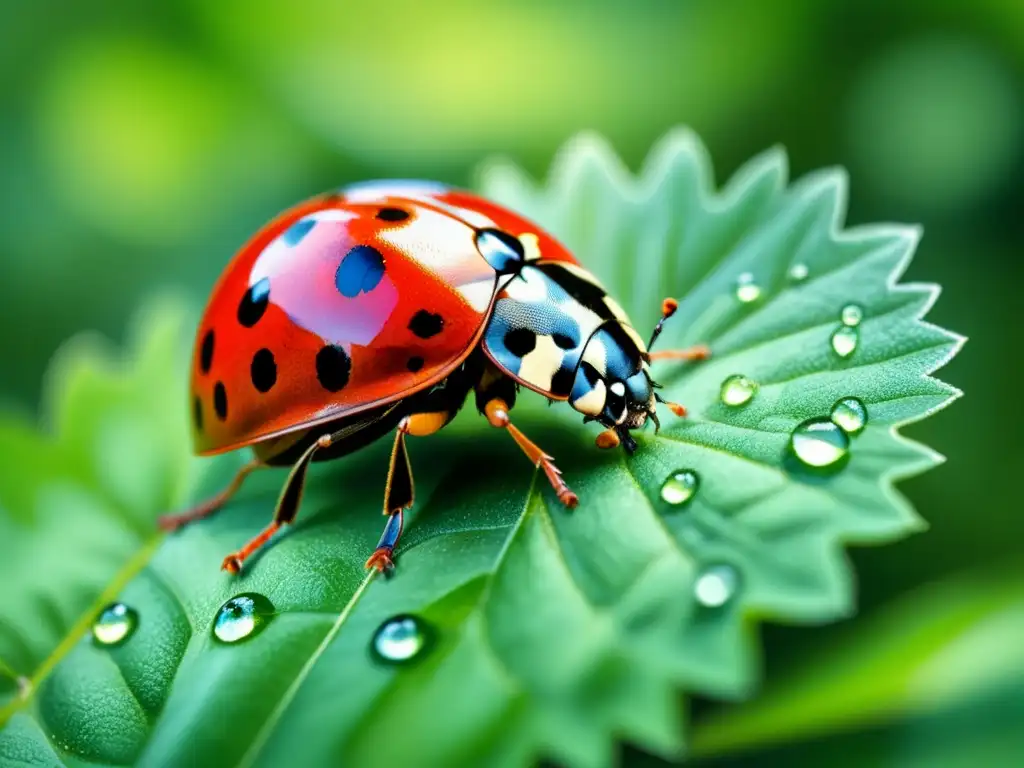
163, 181, 710, 574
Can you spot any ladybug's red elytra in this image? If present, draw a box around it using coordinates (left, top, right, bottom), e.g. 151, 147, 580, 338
161, 181, 710, 574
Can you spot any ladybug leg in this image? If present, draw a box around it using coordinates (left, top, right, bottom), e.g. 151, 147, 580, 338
365, 410, 453, 573
482, 397, 579, 508
159, 458, 264, 531
647, 345, 711, 363
221, 431, 340, 574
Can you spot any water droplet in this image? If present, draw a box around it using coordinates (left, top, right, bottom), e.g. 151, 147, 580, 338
841, 304, 864, 327
788, 263, 809, 282
720, 374, 758, 406
694, 564, 740, 608
830, 397, 868, 435
372, 615, 431, 664
735, 272, 761, 303
213, 594, 275, 644
790, 417, 850, 469
660, 470, 699, 506
830, 326, 859, 358
92, 602, 138, 647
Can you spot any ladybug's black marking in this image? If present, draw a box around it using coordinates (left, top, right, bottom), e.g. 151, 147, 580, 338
582, 361, 602, 386
250, 348, 277, 393
475, 229, 525, 273
316, 345, 351, 392
238, 278, 270, 327
407, 356, 424, 372
550, 367, 575, 397
193, 396, 203, 432
336, 245, 386, 298
408, 310, 444, 339
199, 330, 215, 373
535, 263, 613, 319
504, 327, 536, 358
213, 382, 228, 421
376, 207, 409, 222
552, 332, 576, 350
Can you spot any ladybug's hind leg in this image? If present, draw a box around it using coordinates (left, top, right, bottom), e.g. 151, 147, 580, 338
159, 458, 264, 532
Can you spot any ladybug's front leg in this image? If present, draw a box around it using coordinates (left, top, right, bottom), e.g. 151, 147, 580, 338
482, 397, 579, 509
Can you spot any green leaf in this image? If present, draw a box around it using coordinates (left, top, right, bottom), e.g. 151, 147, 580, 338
0, 128, 962, 766
689, 561, 1024, 764
0, 299, 200, 709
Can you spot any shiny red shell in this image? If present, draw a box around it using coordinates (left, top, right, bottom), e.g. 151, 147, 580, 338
191, 181, 579, 455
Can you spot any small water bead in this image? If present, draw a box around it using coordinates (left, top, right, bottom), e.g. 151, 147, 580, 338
830, 397, 868, 435
790, 417, 850, 470
788, 263, 809, 282
92, 602, 138, 647
735, 272, 761, 303
660, 470, 699, 506
720, 374, 758, 406
830, 325, 859, 358
372, 615, 431, 664
841, 304, 864, 327
694, 564, 740, 608
213, 594, 275, 644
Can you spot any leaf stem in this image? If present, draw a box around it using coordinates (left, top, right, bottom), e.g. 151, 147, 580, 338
0, 534, 164, 727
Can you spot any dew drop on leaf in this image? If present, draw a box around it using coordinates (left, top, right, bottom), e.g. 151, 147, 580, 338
694, 564, 740, 608
830, 325, 859, 358
660, 470, 699, 506
788, 263, 809, 282
789, 417, 850, 470
734, 272, 761, 303
830, 397, 868, 435
92, 602, 138, 647
212, 594, 275, 644
372, 615, 431, 664
840, 304, 864, 327
720, 374, 758, 406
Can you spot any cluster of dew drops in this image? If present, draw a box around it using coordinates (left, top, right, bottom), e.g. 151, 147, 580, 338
658, 264, 870, 610
92, 596, 431, 664
87, 268, 870, 655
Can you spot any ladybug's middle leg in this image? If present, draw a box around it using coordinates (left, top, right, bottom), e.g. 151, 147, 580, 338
364, 410, 455, 573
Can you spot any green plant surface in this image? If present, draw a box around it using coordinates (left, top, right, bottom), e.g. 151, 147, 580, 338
0, 129, 962, 767
688, 561, 1024, 766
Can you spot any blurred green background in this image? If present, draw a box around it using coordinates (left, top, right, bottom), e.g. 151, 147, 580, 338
1, 0, 1020, 764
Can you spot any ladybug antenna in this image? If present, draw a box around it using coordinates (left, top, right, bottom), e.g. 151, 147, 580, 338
648, 298, 679, 351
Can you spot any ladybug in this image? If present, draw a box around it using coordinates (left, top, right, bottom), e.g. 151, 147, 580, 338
160, 181, 710, 573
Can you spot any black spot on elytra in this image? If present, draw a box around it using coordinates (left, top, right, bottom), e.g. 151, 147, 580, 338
408, 310, 444, 339
250, 348, 277, 393
336, 245, 386, 298
316, 345, 351, 392
407, 356, 424, 372
376, 207, 409, 222
552, 332, 576, 350
238, 278, 270, 327
213, 382, 228, 421
199, 330, 215, 373
550, 367, 575, 397
193, 397, 203, 432
504, 328, 536, 357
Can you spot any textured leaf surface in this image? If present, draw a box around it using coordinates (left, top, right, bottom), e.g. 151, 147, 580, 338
0, 129, 961, 766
